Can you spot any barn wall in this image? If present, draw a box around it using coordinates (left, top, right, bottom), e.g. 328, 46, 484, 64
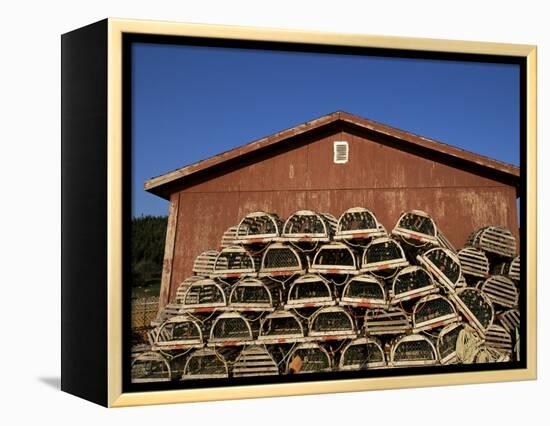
165, 130, 519, 302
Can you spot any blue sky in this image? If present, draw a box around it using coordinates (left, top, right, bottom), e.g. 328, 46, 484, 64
132, 43, 520, 217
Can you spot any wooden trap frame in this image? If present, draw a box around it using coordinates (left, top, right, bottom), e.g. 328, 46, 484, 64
480, 275, 519, 309
466, 226, 517, 258
285, 342, 333, 374
360, 237, 409, 278
152, 315, 204, 351
364, 307, 411, 336
232, 345, 280, 377
228, 278, 280, 312
458, 246, 490, 279
493, 256, 520, 281
391, 265, 438, 305
181, 278, 228, 313
154, 276, 204, 325
220, 225, 238, 248
308, 306, 357, 341
497, 309, 520, 334
412, 294, 459, 333
437, 322, 466, 365
449, 288, 494, 337
281, 210, 337, 242
212, 245, 260, 279
310, 242, 360, 275
259, 243, 307, 277
334, 207, 385, 242
339, 337, 387, 370
131, 351, 171, 383
257, 310, 306, 344
339, 274, 388, 309
208, 312, 255, 346
417, 247, 462, 293
182, 348, 229, 380
485, 324, 513, 356
390, 334, 438, 367
392, 210, 439, 247
284, 274, 335, 309
192, 250, 219, 276
234, 211, 284, 245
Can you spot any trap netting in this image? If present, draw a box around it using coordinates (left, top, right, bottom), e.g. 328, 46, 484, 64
182, 278, 228, 310
259, 243, 306, 276
234, 211, 284, 244
340, 274, 387, 309
391, 265, 437, 304
285, 274, 334, 309
392, 210, 438, 247
493, 255, 520, 281
364, 308, 411, 336
152, 315, 203, 350
390, 334, 438, 367
437, 322, 465, 365
208, 312, 255, 345
339, 338, 386, 370
450, 288, 494, 336
285, 343, 332, 374
309, 306, 356, 339
192, 250, 219, 276
412, 295, 458, 333
334, 207, 384, 241
310, 242, 359, 274
131, 352, 171, 383
228, 278, 280, 311
213, 246, 260, 278
281, 210, 337, 242
182, 348, 229, 380
417, 247, 462, 292
257, 310, 305, 344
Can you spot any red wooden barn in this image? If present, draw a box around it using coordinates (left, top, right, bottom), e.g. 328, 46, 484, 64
145, 111, 520, 308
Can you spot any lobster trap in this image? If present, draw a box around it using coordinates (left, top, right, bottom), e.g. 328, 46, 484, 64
308, 306, 357, 340
493, 256, 520, 281
212, 246, 260, 279
417, 247, 462, 293
175, 276, 207, 304
334, 207, 385, 242
390, 334, 438, 367
152, 315, 204, 351
310, 242, 359, 275
449, 288, 494, 336
257, 310, 306, 344
153, 276, 205, 325
485, 324, 513, 356
220, 225, 238, 248
281, 210, 337, 242
339, 274, 388, 309
192, 250, 219, 276
480, 275, 519, 309
259, 243, 306, 277
285, 274, 335, 309
339, 337, 387, 370
392, 210, 439, 247
364, 307, 411, 336
228, 278, 280, 312
466, 226, 517, 258
412, 294, 459, 333
234, 211, 284, 245
457, 247, 490, 279
391, 265, 438, 305
232, 345, 280, 377
497, 309, 520, 334
131, 351, 171, 383
437, 322, 466, 365
182, 348, 229, 380
285, 342, 333, 374
360, 237, 409, 278
208, 312, 255, 346
181, 278, 228, 312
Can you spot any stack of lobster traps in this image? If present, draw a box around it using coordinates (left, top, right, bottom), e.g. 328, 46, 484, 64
132, 208, 522, 383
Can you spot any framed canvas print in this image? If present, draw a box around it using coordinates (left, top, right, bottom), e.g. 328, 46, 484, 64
61, 18, 537, 407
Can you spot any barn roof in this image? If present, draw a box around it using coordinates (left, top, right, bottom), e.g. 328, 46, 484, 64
144, 111, 520, 199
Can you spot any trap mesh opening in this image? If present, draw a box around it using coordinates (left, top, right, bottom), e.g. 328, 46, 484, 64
281, 210, 335, 241
413, 295, 457, 332
391, 335, 437, 366
131, 352, 171, 383
228, 278, 277, 311
286, 344, 332, 374
235, 212, 283, 243
340, 338, 386, 370
209, 313, 254, 343
419, 247, 461, 290
213, 246, 257, 275
260, 244, 303, 275
392, 266, 436, 303
453, 288, 494, 334
335, 207, 383, 240
183, 279, 227, 309
437, 323, 464, 364
154, 316, 203, 348
309, 307, 355, 336
183, 349, 228, 379
311, 243, 358, 273
286, 275, 333, 307
394, 211, 436, 238
258, 311, 305, 342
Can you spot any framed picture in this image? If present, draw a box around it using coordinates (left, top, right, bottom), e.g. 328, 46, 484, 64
61, 18, 537, 407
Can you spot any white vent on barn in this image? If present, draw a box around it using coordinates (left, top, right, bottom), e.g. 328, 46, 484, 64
333, 141, 349, 164
208, 312, 255, 346
192, 250, 219, 276
340, 274, 388, 309
152, 315, 203, 351
281, 210, 337, 242
417, 247, 462, 292
480, 275, 519, 309
339, 338, 387, 370
334, 207, 385, 241
310, 242, 359, 274
412, 294, 459, 333
364, 307, 411, 336
308, 306, 357, 340
234, 211, 284, 245
457, 247, 490, 279
437, 322, 466, 365
232, 345, 279, 378
360, 237, 409, 278
497, 309, 520, 334
485, 324, 513, 356
392, 210, 439, 247
390, 334, 438, 367
131, 352, 171, 383
449, 288, 494, 336
259, 243, 306, 277
212, 245, 260, 279
285, 342, 332, 374
181, 278, 228, 312
466, 226, 517, 258
391, 265, 437, 305
285, 274, 335, 309
228, 278, 279, 312
182, 348, 229, 380
257, 310, 306, 344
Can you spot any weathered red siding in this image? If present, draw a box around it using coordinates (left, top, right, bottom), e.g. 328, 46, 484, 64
165, 129, 518, 303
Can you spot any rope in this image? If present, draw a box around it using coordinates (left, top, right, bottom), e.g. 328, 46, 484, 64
290, 241, 319, 253
455, 325, 483, 364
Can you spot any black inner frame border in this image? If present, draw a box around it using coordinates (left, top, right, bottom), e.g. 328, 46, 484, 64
122, 32, 528, 394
